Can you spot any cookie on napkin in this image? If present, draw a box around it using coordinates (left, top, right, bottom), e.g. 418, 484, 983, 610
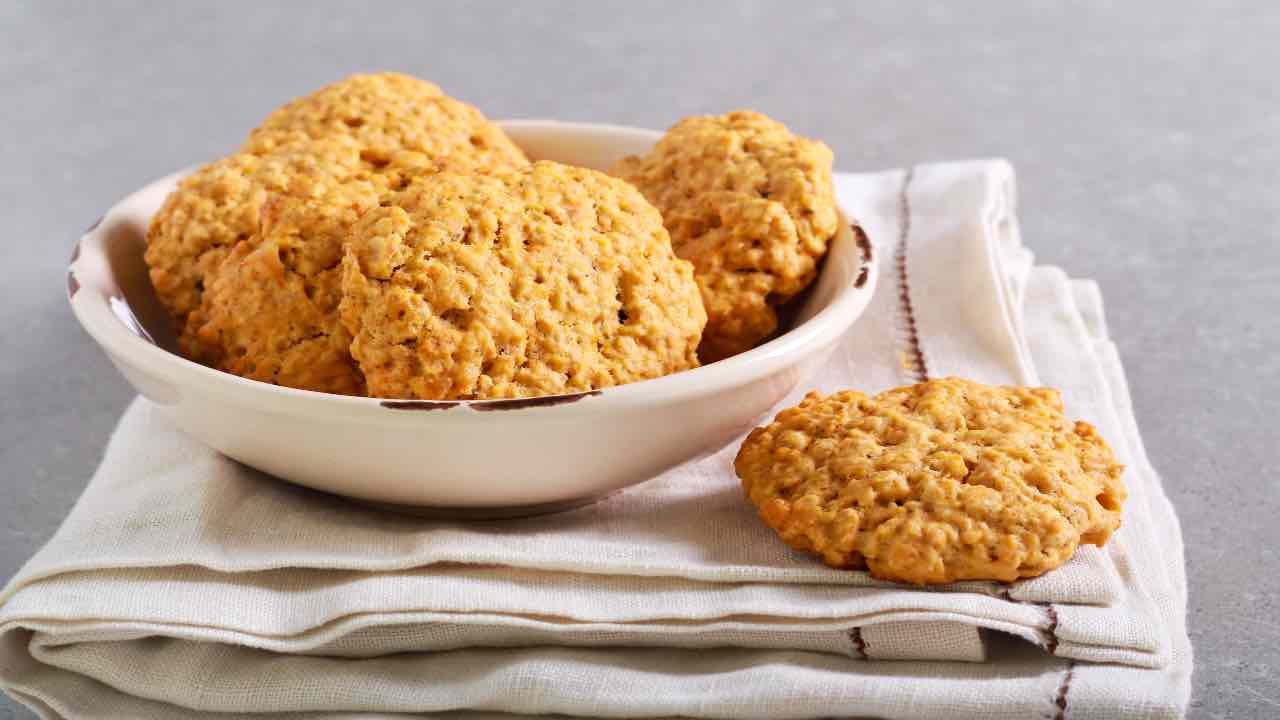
735, 377, 1126, 585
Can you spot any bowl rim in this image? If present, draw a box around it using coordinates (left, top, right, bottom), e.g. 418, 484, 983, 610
68, 120, 877, 418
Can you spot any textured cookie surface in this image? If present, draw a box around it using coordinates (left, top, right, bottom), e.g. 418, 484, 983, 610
734, 378, 1126, 584
168, 142, 484, 394
241, 72, 528, 174
613, 111, 838, 361
145, 74, 529, 393
146, 73, 526, 328
183, 172, 380, 395
340, 161, 706, 399
153, 137, 421, 394
145, 138, 372, 324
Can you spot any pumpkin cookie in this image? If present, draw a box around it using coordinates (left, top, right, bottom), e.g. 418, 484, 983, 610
612, 111, 839, 362
734, 378, 1126, 585
340, 161, 706, 399
241, 72, 528, 174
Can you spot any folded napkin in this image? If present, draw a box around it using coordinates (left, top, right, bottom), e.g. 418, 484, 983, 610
0, 160, 1191, 718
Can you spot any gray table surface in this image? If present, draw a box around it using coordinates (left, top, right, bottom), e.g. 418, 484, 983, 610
2, 2, 1277, 718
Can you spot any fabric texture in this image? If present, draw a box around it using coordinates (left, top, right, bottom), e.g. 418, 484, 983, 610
0, 160, 1191, 718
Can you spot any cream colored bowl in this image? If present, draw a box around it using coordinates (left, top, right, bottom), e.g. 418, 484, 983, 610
67, 121, 877, 515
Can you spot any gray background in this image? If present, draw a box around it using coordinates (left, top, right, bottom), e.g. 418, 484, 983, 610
1, 1, 1276, 717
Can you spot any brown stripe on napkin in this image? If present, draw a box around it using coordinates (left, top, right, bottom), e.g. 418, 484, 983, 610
895, 167, 929, 382
848, 627, 868, 660
1053, 660, 1076, 720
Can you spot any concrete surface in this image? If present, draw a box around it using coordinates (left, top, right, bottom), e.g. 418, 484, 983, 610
2, 1, 1277, 717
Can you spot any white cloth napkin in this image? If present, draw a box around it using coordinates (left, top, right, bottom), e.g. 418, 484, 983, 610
0, 160, 1191, 718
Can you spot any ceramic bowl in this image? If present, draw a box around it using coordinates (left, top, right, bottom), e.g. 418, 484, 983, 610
67, 121, 877, 515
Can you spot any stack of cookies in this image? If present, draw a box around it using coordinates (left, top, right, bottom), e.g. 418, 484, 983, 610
145, 74, 841, 399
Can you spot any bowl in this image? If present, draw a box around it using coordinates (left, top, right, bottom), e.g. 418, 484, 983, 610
67, 120, 877, 515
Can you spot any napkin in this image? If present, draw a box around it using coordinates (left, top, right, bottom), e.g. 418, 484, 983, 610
0, 160, 1191, 718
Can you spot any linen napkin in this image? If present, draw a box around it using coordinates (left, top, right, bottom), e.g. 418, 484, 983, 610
0, 160, 1191, 718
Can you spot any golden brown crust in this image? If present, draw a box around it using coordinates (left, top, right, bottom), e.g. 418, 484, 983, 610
147, 74, 526, 327
340, 161, 707, 399
144, 139, 457, 325
145, 152, 271, 323
612, 111, 838, 361
241, 72, 528, 174
183, 177, 379, 396
734, 378, 1126, 585
163, 148, 475, 394
145, 74, 531, 393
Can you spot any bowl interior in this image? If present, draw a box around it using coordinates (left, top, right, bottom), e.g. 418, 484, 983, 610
74, 120, 867, 386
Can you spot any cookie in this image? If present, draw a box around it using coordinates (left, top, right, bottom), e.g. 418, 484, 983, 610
169, 139, 462, 394
340, 161, 707, 400
241, 72, 528, 175
182, 175, 380, 396
145, 138, 374, 324
612, 111, 839, 362
147, 74, 526, 328
734, 378, 1126, 585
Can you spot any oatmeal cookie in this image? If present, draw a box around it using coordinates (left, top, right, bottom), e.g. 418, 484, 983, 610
147, 75, 525, 327
612, 111, 839, 361
241, 72, 528, 174
145, 136, 441, 326
734, 378, 1126, 584
340, 161, 707, 399
145, 138, 377, 324
170, 139, 464, 394
182, 178, 380, 395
